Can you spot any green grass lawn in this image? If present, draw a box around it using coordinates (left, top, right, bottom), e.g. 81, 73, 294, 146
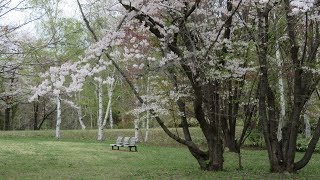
0, 130, 320, 179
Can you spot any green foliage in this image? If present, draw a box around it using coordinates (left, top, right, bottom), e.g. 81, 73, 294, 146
296, 136, 320, 153
246, 129, 265, 148
245, 130, 320, 153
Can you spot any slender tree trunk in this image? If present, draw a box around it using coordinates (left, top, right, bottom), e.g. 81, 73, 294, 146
304, 114, 311, 139
77, 107, 86, 130
102, 99, 110, 129
55, 95, 61, 140
145, 110, 150, 142
109, 105, 113, 129
75, 93, 86, 130
109, 80, 115, 129
144, 77, 150, 142
90, 111, 93, 129
97, 81, 103, 141
102, 80, 114, 129
275, 14, 286, 141
134, 83, 140, 141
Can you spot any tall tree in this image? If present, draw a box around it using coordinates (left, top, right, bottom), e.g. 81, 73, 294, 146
75, 0, 255, 171
256, 0, 320, 172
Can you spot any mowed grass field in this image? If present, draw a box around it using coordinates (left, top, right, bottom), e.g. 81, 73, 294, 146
0, 129, 320, 179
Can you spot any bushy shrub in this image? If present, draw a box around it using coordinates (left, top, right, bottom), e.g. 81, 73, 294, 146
296, 135, 320, 153
246, 129, 265, 147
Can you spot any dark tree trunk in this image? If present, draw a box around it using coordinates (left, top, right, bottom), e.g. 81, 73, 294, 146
33, 101, 39, 130
0, 111, 3, 130
207, 131, 224, 171
4, 106, 11, 131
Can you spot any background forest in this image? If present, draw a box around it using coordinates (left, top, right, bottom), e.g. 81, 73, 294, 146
0, 0, 140, 131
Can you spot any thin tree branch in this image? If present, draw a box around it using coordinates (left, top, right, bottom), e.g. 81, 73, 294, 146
37, 106, 57, 130
204, 0, 243, 58
76, 0, 98, 42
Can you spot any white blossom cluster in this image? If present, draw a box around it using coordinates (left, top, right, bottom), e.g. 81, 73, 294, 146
302, 66, 320, 75
29, 57, 111, 102
290, 0, 315, 14
131, 94, 170, 116
84, 30, 126, 60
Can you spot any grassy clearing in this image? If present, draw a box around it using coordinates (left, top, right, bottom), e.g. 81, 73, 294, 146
0, 130, 320, 179
0, 128, 206, 147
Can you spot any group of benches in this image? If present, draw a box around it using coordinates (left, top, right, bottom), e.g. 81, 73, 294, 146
110, 136, 138, 152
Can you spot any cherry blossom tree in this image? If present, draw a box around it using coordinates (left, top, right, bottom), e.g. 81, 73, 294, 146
74, 0, 256, 171
29, 61, 101, 139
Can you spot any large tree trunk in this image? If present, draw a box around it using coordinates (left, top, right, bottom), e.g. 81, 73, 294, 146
207, 130, 224, 171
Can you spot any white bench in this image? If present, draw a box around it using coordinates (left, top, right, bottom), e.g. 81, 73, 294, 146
110, 136, 123, 150
110, 136, 130, 150
124, 137, 138, 152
